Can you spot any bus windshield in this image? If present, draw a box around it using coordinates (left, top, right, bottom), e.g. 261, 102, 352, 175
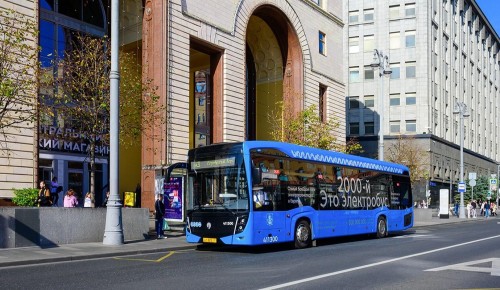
187, 154, 249, 212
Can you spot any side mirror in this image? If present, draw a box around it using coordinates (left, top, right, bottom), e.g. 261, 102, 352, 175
252, 167, 262, 185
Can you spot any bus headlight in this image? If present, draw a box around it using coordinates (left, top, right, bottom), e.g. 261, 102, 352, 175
235, 215, 248, 234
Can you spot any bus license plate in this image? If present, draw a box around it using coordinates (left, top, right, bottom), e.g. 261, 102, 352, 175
203, 237, 217, 243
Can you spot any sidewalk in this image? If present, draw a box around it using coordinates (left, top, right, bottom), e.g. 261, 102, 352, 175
0, 215, 496, 268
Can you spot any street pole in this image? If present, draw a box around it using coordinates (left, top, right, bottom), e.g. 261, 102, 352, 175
497, 165, 500, 206
370, 49, 392, 161
453, 102, 469, 219
103, 0, 124, 245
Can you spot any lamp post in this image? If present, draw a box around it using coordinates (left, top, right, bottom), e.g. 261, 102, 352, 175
370, 49, 392, 161
497, 165, 500, 206
103, 0, 124, 245
453, 102, 469, 219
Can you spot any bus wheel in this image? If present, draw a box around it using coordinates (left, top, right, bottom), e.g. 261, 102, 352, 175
376, 216, 387, 238
294, 220, 311, 249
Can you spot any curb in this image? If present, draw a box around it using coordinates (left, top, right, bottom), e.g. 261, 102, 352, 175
0, 243, 197, 268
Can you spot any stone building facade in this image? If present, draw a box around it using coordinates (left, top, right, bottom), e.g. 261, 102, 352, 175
141, 0, 347, 211
345, 0, 500, 203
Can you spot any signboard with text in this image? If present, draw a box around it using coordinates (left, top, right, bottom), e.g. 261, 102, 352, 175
163, 176, 184, 221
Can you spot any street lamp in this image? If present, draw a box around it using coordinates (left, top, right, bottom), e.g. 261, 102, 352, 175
370, 49, 392, 161
497, 164, 500, 206
453, 102, 469, 219
103, 0, 124, 245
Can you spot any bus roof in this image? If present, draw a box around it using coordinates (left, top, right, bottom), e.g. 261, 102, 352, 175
242, 141, 409, 175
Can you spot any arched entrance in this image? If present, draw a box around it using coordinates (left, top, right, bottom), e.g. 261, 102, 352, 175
245, 6, 303, 141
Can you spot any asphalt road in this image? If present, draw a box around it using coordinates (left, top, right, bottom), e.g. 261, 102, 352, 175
2, 219, 499, 290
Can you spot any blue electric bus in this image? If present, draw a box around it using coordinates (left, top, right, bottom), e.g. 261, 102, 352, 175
184, 141, 413, 248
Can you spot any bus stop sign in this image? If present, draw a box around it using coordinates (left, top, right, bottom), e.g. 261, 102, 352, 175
458, 182, 466, 193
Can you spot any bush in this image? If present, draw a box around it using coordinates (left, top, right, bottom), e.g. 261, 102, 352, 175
12, 188, 38, 207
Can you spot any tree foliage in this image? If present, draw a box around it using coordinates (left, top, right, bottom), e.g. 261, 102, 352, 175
385, 135, 429, 186
0, 9, 39, 151
269, 102, 362, 153
42, 34, 163, 194
12, 188, 38, 207
119, 52, 162, 147
454, 175, 493, 203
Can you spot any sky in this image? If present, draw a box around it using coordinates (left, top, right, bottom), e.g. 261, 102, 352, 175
475, 0, 500, 36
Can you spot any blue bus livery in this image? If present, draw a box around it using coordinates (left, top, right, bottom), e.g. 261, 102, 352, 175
184, 141, 413, 248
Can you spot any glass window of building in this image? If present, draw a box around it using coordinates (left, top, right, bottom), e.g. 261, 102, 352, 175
364, 66, 374, 80
319, 84, 327, 122
406, 120, 417, 132
350, 122, 360, 135
364, 9, 374, 21
319, 31, 326, 55
389, 5, 400, 19
406, 62, 416, 78
349, 37, 359, 53
349, 67, 360, 82
364, 95, 374, 107
405, 92, 416, 105
390, 32, 400, 49
405, 3, 416, 17
364, 122, 375, 135
390, 63, 400, 79
349, 96, 360, 109
349, 11, 359, 23
405, 30, 416, 47
311, 0, 321, 6
390, 121, 400, 133
390, 94, 401, 106
364, 35, 374, 52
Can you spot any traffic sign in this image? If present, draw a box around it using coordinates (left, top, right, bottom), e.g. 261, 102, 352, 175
489, 178, 497, 191
469, 179, 476, 187
469, 172, 477, 180
458, 182, 466, 193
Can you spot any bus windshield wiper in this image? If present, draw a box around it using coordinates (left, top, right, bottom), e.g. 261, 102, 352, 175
212, 201, 236, 215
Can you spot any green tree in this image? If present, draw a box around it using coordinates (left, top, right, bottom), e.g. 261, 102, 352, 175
43, 34, 163, 195
12, 188, 38, 207
269, 103, 362, 153
455, 175, 490, 202
385, 135, 429, 189
0, 9, 39, 152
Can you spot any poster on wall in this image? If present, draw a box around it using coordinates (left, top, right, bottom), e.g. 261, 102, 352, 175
194, 70, 210, 148
163, 176, 183, 221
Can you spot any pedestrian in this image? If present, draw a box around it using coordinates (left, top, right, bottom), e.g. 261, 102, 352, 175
484, 201, 490, 218
63, 189, 78, 208
50, 176, 59, 206
466, 202, 472, 218
155, 193, 166, 239
454, 201, 459, 217
471, 200, 477, 218
37, 180, 52, 207
84, 192, 95, 208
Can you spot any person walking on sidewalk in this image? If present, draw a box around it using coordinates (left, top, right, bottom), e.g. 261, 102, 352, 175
155, 194, 166, 239
484, 201, 490, 218
471, 200, 477, 218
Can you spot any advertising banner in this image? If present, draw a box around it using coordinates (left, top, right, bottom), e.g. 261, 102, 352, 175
163, 176, 183, 221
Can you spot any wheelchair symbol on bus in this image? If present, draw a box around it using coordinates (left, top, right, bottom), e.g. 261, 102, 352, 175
266, 213, 273, 226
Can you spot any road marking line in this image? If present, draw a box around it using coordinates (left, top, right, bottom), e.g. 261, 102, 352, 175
260, 235, 500, 290
426, 258, 500, 276
113, 251, 176, 262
